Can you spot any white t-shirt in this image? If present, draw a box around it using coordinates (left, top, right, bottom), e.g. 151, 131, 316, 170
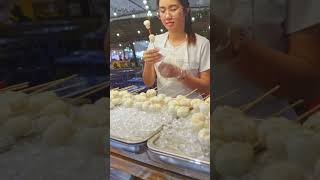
147, 32, 210, 98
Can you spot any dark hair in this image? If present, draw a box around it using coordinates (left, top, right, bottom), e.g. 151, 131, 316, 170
157, 0, 196, 45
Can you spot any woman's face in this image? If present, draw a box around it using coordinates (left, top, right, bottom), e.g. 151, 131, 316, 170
158, 0, 186, 33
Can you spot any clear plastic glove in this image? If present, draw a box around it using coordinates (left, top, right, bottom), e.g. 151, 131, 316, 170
158, 62, 183, 78
143, 48, 162, 65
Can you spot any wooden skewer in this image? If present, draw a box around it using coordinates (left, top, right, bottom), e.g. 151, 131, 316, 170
297, 103, 320, 124
9, 84, 30, 91
21, 75, 77, 93
73, 84, 109, 100
21, 81, 55, 93
0, 82, 29, 92
31, 74, 78, 95
213, 88, 241, 102
240, 85, 280, 112
62, 81, 108, 98
185, 89, 198, 97
120, 85, 136, 91
131, 87, 145, 93
272, 99, 304, 117
53, 82, 84, 93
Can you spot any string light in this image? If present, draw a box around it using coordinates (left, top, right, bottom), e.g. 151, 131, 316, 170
191, 17, 195, 22
116, 33, 120, 37
137, 30, 141, 34
143, 0, 147, 5
132, 14, 136, 18
145, 5, 149, 10
113, 12, 117, 16
160, 29, 163, 32
147, 10, 152, 16
119, 43, 122, 47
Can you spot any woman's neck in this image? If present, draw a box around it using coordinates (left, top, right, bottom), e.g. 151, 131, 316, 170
168, 31, 187, 42
168, 31, 187, 46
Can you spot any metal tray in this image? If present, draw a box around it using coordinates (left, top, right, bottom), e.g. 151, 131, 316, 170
147, 133, 210, 174
110, 125, 163, 153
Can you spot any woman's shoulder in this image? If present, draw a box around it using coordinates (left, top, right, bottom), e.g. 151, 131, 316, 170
155, 32, 168, 40
195, 33, 210, 44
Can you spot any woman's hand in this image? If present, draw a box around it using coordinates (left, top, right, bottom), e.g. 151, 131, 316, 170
143, 48, 162, 64
230, 27, 249, 55
158, 63, 183, 78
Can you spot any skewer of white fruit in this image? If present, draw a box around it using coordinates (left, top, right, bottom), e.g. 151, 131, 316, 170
143, 20, 151, 30
39, 99, 70, 116
303, 111, 320, 132
176, 106, 190, 118
215, 142, 254, 177
32, 114, 67, 133
28, 91, 59, 112
146, 89, 157, 98
124, 99, 134, 107
286, 130, 320, 170
142, 101, 151, 111
133, 102, 143, 110
1, 116, 33, 138
74, 104, 108, 127
258, 162, 305, 180
71, 127, 107, 155
150, 103, 163, 112
0, 105, 12, 125
42, 118, 73, 146
198, 128, 210, 144
191, 112, 207, 130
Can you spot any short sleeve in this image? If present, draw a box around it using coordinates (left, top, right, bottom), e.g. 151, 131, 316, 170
200, 39, 210, 72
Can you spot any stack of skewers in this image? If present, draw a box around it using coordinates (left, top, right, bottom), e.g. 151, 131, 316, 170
0, 74, 109, 155
110, 85, 210, 161
211, 85, 320, 180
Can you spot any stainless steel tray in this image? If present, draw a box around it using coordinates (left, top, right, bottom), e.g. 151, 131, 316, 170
110, 125, 163, 153
147, 133, 210, 174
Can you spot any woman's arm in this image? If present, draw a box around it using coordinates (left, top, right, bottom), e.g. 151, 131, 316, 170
143, 63, 157, 87
232, 24, 320, 100
181, 70, 210, 94
142, 48, 162, 87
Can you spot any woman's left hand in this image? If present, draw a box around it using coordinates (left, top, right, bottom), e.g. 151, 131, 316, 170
158, 63, 182, 78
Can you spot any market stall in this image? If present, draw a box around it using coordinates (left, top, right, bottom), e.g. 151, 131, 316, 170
109, 0, 210, 179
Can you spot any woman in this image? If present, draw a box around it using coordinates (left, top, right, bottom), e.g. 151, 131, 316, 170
143, 0, 210, 98
213, 0, 320, 117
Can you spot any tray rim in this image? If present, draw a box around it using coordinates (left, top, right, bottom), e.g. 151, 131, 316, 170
147, 133, 210, 166
110, 125, 163, 144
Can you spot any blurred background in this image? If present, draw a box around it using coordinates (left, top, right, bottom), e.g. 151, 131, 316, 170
0, 0, 107, 101
109, 0, 210, 89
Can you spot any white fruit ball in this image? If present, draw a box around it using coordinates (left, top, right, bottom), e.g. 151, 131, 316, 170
176, 106, 190, 118
215, 142, 254, 177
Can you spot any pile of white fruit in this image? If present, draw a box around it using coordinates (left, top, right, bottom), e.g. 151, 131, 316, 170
212, 105, 320, 180
0, 90, 108, 155
110, 88, 210, 161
